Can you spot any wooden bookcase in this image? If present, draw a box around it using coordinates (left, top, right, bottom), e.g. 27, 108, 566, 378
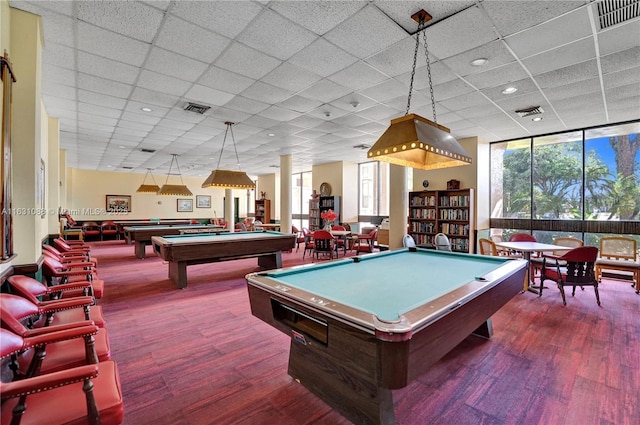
255, 199, 271, 224
309, 196, 320, 230
318, 196, 340, 228
408, 188, 474, 253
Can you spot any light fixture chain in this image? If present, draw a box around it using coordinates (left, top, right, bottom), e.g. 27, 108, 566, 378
163, 155, 175, 185
405, 21, 423, 116
422, 28, 437, 123
229, 124, 242, 171
216, 124, 230, 169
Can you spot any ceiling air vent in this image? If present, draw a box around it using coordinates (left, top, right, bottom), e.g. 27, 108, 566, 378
140, 148, 156, 153
121, 166, 133, 170
184, 102, 211, 114
515, 106, 544, 118
353, 144, 371, 150
596, 0, 639, 30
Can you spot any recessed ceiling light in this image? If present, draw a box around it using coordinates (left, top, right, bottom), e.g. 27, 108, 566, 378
502, 87, 518, 94
118, 145, 126, 149
268, 133, 275, 137
140, 107, 153, 112
532, 117, 543, 122
470, 58, 488, 66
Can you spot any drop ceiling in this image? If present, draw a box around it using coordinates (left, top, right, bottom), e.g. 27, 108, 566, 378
8, 0, 640, 178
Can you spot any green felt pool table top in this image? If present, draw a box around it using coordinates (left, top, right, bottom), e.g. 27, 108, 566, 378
252, 248, 524, 322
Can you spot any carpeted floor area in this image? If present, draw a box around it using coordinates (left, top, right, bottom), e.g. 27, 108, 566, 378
91, 240, 639, 425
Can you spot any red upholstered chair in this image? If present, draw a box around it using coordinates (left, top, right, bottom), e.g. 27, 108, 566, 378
7, 275, 105, 328
54, 237, 92, 255
100, 220, 119, 240
301, 227, 314, 258
352, 228, 378, 255
509, 233, 537, 242
292, 226, 305, 252
0, 294, 111, 375
42, 256, 104, 299
540, 246, 600, 305
82, 221, 101, 241
0, 328, 124, 425
311, 230, 335, 261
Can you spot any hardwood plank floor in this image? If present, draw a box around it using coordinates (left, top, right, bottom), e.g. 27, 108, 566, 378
91, 241, 640, 425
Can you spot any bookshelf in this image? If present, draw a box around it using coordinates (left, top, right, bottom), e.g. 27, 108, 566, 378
408, 188, 474, 253
255, 199, 271, 224
309, 196, 320, 230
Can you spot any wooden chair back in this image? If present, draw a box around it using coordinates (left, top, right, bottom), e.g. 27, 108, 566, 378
599, 236, 637, 261
479, 238, 498, 256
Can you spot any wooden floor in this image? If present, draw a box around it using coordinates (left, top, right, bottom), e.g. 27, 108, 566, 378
91, 240, 639, 425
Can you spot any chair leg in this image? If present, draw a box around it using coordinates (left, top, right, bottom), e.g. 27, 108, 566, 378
558, 282, 567, 305
594, 283, 601, 306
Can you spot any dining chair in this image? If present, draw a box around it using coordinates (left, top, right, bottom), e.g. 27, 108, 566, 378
594, 236, 639, 293
478, 238, 521, 258
82, 221, 101, 241
100, 221, 119, 240
331, 225, 348, 256
540, 246, 600, 305
312, 230, 335, 261
434, 233, 452, 251
301, 227, 314, 258
531, 237, 584, 279
352, 228, 378, 255
402, 234, 416, 248
0, 328, 124, 425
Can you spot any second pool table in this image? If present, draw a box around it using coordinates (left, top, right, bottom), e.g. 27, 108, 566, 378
152, 231, 296, 289
246, 248, 527, 425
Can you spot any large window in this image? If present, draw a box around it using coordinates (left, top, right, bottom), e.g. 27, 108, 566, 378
490, 120, 639, 242
291, 171, 312, 230
358, 161, 389, 221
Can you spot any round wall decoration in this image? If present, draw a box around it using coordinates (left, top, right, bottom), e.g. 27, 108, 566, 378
320, 182, 332, 196
422, 179, 430, 188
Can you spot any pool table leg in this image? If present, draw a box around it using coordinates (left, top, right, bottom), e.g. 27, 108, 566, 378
288, 338, 396, 425
471, 318, 493, 339
168, 261, 187, 289
134, 241, 146, 259
257, 252, 282, 269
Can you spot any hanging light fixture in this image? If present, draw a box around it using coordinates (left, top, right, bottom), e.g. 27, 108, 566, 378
368, 9, 472, 170
201, 122, 256, 190
157, 154, 193, 196
136, 168, 160, 193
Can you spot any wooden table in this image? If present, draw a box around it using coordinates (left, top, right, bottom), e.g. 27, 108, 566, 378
123, 224, 225, 259
255, 223, 281, 231
330, 229, 352, 256
494, 241, 573, 293
151, 231, 296, 289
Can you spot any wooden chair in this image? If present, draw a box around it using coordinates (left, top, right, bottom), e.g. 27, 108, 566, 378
595, 236, 639, 294
301, 227, 314, 258
352, 228, 378, 255
531, 237, 584, 280
540, 246, 600, 305
478, 238, 521, 258
0, 329, 124, 425
82, 221, 101, 241
312, 230, 335, 261
100, 221, 119, 240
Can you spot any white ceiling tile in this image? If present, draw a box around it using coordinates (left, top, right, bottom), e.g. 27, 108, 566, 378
364, 37, 419, 78
144, 48, 208, 82
328, 61, 390, 91
136, 70, 192, 97
439, 91, 494, 111
423, 6, 498, 59
129, 88, 179, 109
154, 15, 232, 63
78, 90, 128, 109
522, 38, 597, 75
358, 79, 407, 103
184, 85, 235, 107
600, 47, 640, 74
464, 62, 530, 90
78, 51, 140, 85
598, 19, 640, 56
224, 96, 270, 115
270, 1, 364, 36
239, 9, 316, 61
533, 59, 599, 88
442, 40, 517, 78
278, 96, 323, 114
482, 1, 588, 37
505, 8, 592, 59
288, 38, 358, 78
260, 106, 303, 122
298, 79, 352, 104
324, 5, 407, 59
170, 0, 263, 39
77, 1, 164, 42
77, 22, 150, 67
77, 73, 133, 99
262, 63, 322, 92
118, 120, 155, 133
543, 78, 601, 101
78, 113, 118, 127
216, 42, 282, 80
41, 42, 76, 69
198, 66, 256, 94
42, 82, 76, 100
240, 81, 294, 104
480, 78, 540, 102
156, 118, 196, 132
603, 66, 640, 89
120, 111, 162, 125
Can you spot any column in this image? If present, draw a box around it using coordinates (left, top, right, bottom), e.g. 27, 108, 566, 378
280, 154, 292, 234
388, 164, 408, 250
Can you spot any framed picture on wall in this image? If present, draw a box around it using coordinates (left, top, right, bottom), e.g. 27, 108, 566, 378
196, 195, 211, 208
177, 198, 193, 212
106, 195, 131, 212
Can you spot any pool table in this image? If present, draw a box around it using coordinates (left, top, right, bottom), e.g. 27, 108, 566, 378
152, 231, 296, 289
123, 224, 225, 258
246, 248, 527, 425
